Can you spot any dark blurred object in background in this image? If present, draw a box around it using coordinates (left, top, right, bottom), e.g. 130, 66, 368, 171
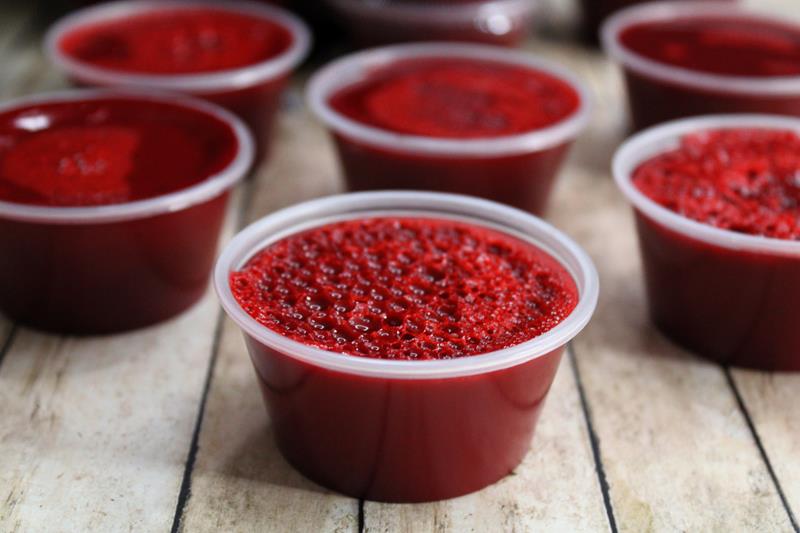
323, 0, 537, 48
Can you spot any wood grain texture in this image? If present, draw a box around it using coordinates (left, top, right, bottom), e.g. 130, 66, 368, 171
363, 356, 610, 533
0, 8, 50, 100
732, 371, 800, 521
177, 89, 358, 533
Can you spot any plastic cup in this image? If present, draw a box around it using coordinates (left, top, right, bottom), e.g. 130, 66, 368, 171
0, 90, 254, 334
325, 0, 537, 48
579, 0, 735, 44
602, 1, 800, 131
215, 190, 598, 502
45, 0, 311, 158
307, 43, 591, 216
614, 114, 800, 371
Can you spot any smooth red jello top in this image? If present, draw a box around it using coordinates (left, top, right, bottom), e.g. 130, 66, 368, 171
620, 16, 800, 77
0, 97, 238, 206
59, 8, 292, 75
329, 58, 580, 138
231, 217, 578, 360
633, 128, 800, 240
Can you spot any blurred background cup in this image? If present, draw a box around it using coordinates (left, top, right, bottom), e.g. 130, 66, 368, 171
578, 0, 735, 44
603, 1, 800, 131
307, 43, 590, 216
45, 0, 311, 161
325, 0, 538, 48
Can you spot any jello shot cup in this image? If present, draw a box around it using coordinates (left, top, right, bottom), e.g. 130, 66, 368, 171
602, 1, 800, 131
307, 43, 590, 216
215, 191, 599, 502
45, 0, 310, 158
580, 0, 736, 44
325, 0, 537, 48
0, 90, 253, 334
614, 114, 800, 371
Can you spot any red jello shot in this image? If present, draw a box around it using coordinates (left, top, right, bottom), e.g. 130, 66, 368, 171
45, 0, 310, 158
614, 114, 800, 371
308, 43, 590, 215
602, 1, 800, 131
579, 0, 736, 44
0, 90, 253, 334
215, 191, 598, 502
325, 0, 537, 48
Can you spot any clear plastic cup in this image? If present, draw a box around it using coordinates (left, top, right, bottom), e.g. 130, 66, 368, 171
215, 190, 599, 502
0, 90, 254, 334
325, 0, 537, 48
45, 0, 311, 158
614, 114, 800, 371
307, 43, 591, 216
602, 1, 800, 131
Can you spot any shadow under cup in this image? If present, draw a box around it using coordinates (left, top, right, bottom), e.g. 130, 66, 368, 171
215, 191, 599, 502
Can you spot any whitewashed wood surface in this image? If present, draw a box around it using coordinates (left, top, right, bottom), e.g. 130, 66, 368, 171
0, 2, 798, 532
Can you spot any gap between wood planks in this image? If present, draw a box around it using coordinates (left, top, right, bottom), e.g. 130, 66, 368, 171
569, 344, 619, 533
170, 179, 257, 533
724, 368, 800, 533
571, 332, 799, 533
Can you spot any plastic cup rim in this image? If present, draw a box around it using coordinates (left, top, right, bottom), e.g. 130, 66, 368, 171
214, 190, 599, 380
0, 88, 254, 224
306, 42, 591, 157
44, 0, 312, 93
613, 113, 800, 256
325, 0, 537, 24
601, 0, 800, 96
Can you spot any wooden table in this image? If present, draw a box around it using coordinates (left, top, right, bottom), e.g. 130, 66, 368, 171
1, 2, 799, 531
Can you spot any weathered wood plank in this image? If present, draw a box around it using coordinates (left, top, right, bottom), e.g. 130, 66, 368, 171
0, 193, 243, 533
0, 6, 49, 100
731, 371, 800, 523
544, 39, 795, 531
363, 354, 610, 532
178, 90, 359, 533
0, 5, 35, 60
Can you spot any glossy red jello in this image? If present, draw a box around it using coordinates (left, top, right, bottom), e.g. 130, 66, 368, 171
603, 2, 800, 130
614, 115, 800, 370
46, 1, 310, 156
309, 44, 589, 215
215, 192, 598, 501
0, 91, 252, 333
